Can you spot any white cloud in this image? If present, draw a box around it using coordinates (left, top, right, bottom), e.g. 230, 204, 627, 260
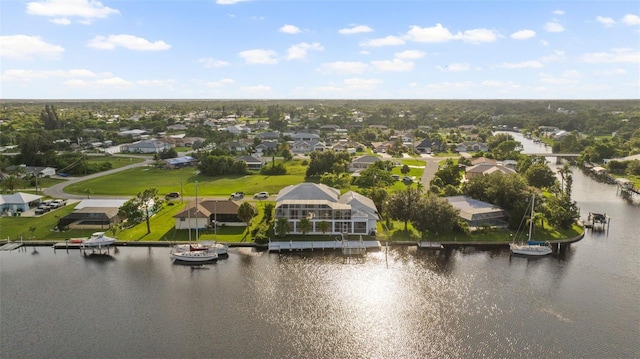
50, 17, 71, 25
343, 77, 381, 90
437, 63, 471, 72
197, 57, 230, 68
552, 9, 565, 15
539, 70, 585, 86
459, 28, 499, 43
241, 85, 271, 93
216, 0, 248, 4
0, 35, 64, 60
206, 79, 235, 87
137, 79, 175, 87
318, 61, 370, 74
510, 29, 536, 40
622, 14, 640, 25
338, 25, 373, 34
541, 40, 549, 46
26, 0, 119, 24
539, 50, 566, 63
394, 50, 425, 59
594, 68, 626, 76
2, 68, 100, 80
371, 59, 414, 72
239, 49, 278, 64
596, 16, 616, 26
286, 42, 323, 60
406, 24, 497, 43
425, 81, 475, 90
544, 22, 564, 32
88, 34, 171, 51
501, 60, 543, 69
580, 48, 640, 63
360, 35, 405, 47
480, 80, 521, 91
279, 24, 301, 34
406, 23, 456, 43
65, 76, 132, 87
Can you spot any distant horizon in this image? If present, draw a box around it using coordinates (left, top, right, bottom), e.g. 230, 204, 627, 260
2, 0, 639, 99
2, 98, 639, 102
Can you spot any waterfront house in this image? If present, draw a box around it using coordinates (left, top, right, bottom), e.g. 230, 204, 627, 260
173, 200, 245, 229
274, 183, 379, 235
445, 196, 508, 229
57, 199, 127, 230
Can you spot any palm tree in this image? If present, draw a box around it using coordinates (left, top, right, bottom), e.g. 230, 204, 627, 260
298, 218, 312, 236
0, 175, 23, 193
237, 202, 257, 232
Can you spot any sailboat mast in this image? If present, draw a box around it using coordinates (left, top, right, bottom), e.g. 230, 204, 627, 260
528, 194, 535, 241
195, 180, 199, 241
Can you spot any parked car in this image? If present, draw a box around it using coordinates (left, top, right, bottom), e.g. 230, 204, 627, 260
391, 174, 400, 180
35, 205, 50, 215
50, 199, 67, 208
165, 192, 180, 199
230, 192, 244, 200
253, 192, 269, 199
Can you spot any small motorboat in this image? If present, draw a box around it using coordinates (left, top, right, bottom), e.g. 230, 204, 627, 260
81, 232, 117, 248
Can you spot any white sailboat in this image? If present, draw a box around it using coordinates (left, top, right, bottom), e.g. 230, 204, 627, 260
171, 181, 218, 263
509, 195, 552, 256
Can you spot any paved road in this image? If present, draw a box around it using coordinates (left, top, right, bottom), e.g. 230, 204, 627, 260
43, 156, 154, 199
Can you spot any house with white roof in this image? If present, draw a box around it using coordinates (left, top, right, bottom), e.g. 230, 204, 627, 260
275, 183, 379, 235
121, 139, 171, 153
0, 192, 43, 215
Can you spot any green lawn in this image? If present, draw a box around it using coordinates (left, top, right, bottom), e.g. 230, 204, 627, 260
87, 155, 145, 170
376, 218, 583, 243
400, 158, 426, 166
64, 160, 308, 197
0, 203, 97, 241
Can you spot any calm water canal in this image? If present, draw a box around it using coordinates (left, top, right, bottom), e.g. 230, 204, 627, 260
1, 134, 639, 358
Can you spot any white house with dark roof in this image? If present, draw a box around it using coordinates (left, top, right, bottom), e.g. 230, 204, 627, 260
275, 183, 379, 235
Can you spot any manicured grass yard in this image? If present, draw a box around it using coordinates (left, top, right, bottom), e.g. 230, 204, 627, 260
0, 203, 97, 241
87, 155, 145, 170
64, 160, 308, 197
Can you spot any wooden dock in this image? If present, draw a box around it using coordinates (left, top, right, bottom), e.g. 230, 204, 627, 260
0, 242, 24, 251
417, 241, 443, 250
268, 240, 380, 253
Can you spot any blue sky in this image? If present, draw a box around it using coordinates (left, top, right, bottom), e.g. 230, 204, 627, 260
1, 0, 639, 99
